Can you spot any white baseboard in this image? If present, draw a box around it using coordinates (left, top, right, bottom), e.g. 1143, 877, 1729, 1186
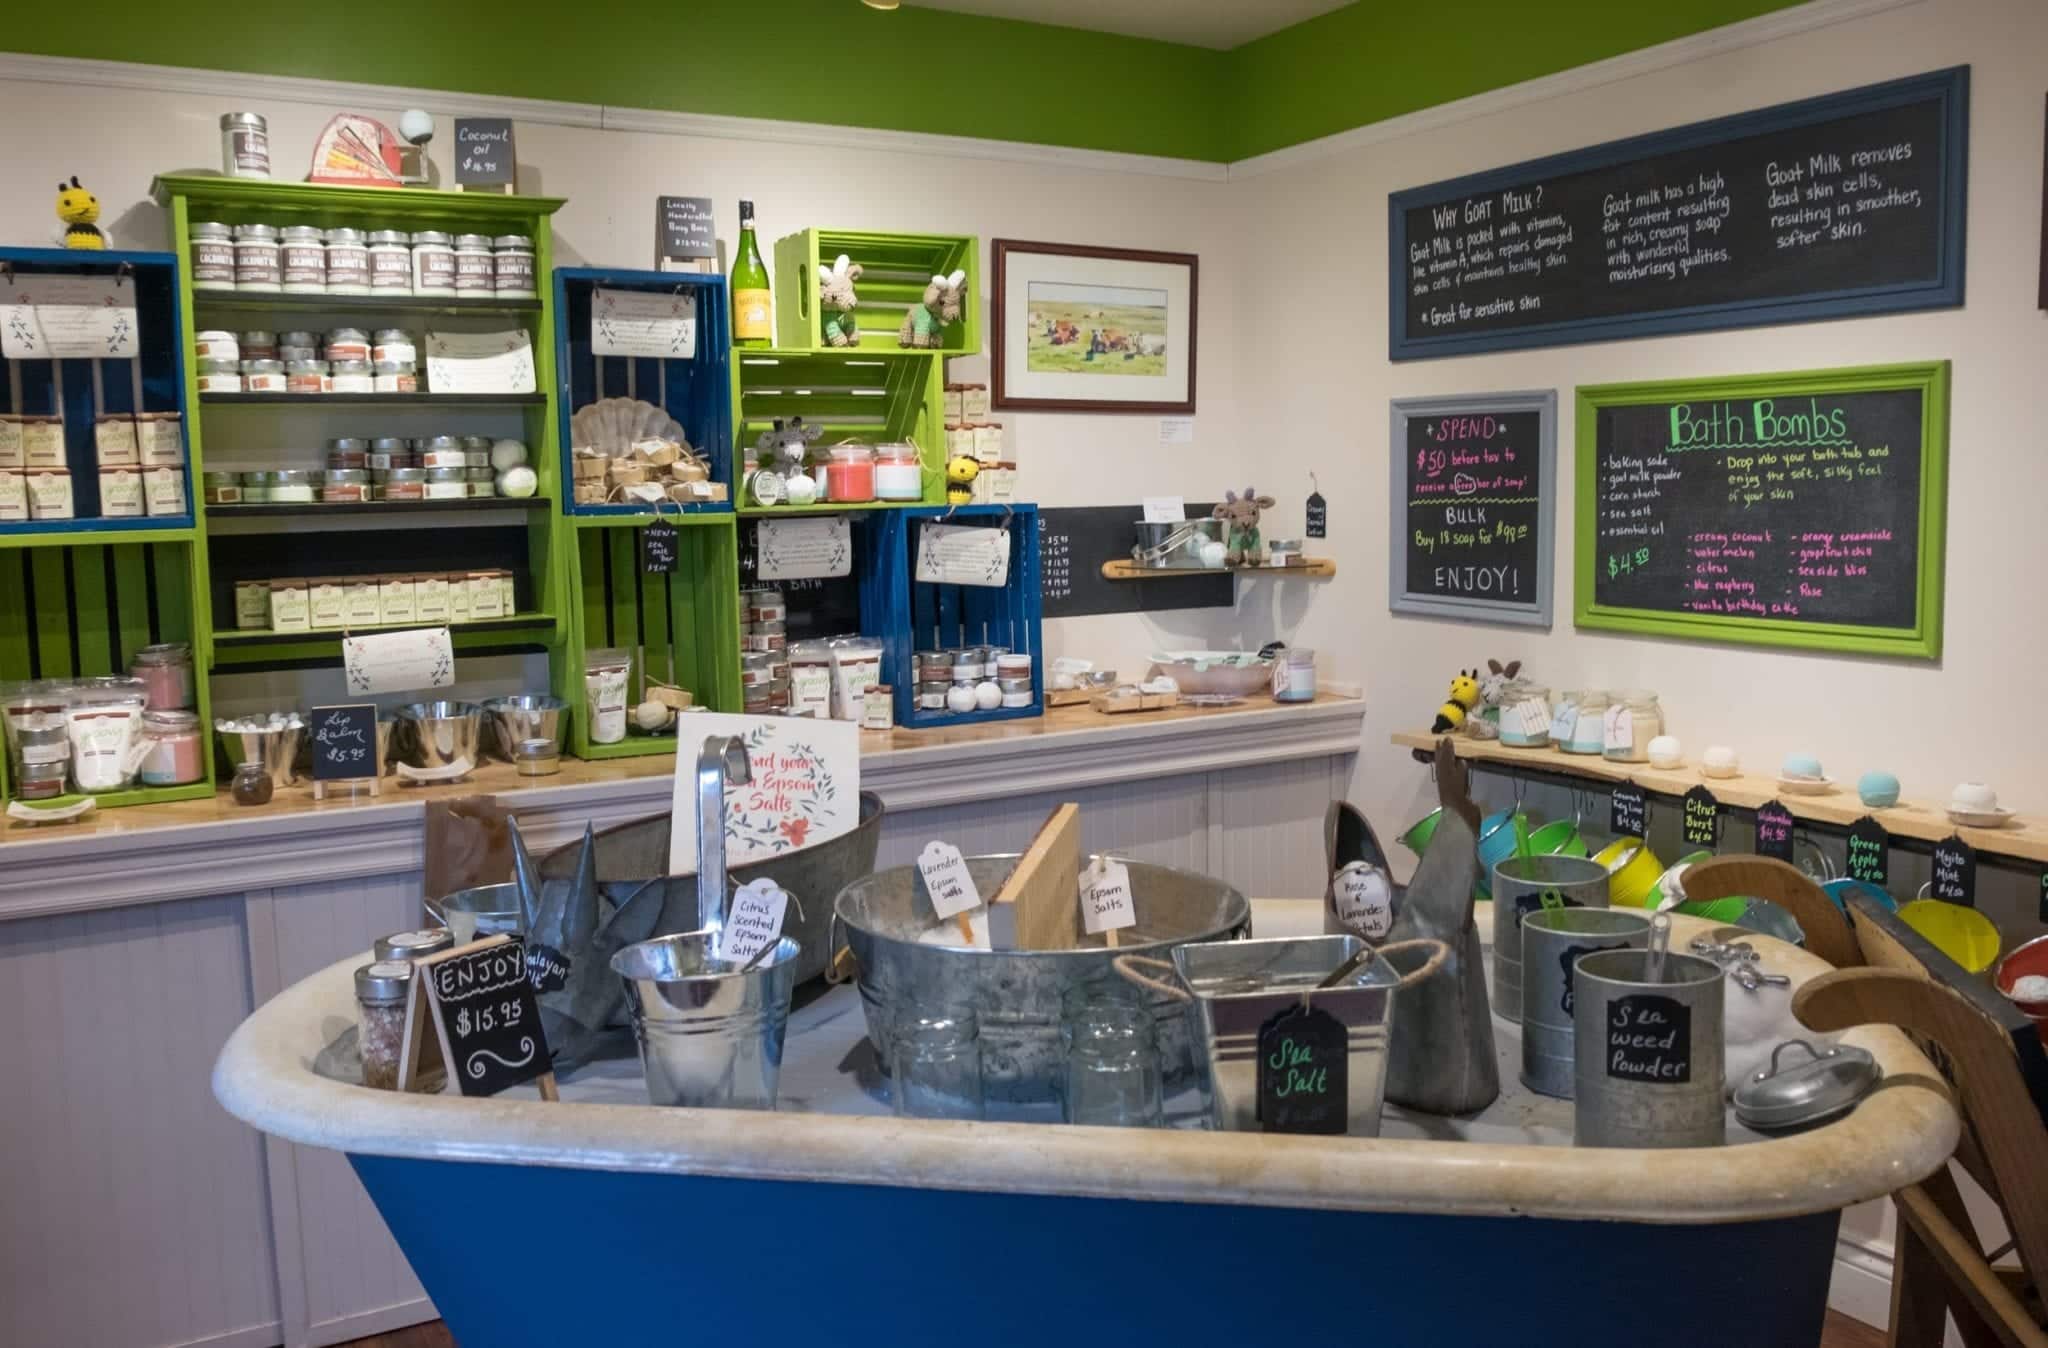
1832, 1237, 1967, 1346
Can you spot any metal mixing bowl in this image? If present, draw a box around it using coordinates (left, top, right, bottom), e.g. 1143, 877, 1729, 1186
393, 700, 484, 770
482, 694, 570, 761
218, 721, 305, 789
1150, 652, 1274, 697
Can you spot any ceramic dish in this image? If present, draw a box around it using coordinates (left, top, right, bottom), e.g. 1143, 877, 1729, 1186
1775, 775, 1836, 797
1700, 763, 1740, 780
1946, 805, 2016, 829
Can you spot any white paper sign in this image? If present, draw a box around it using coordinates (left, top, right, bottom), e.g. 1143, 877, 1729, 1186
915, 523, 1010, 587
917, 841, 982, 920
424, 328, 536, 393
592, 287, 698, 359
1548, 703, 1578, 745
665, 714, 862, 875
1080, 858, 1137, 935
1333, 862, 1395, 941
1, 276, 139, 359
757, 517, 851, 580
718, 877, 790, 964
1602, 705, 1633, 753
341, 627, 454, 696
1510, 699, 1550, 737
1141, 495, 1186, 523
1157, 419, 1194, 446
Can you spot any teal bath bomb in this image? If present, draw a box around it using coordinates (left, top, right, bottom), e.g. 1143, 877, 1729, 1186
1857, 770, 1901, 808
1782, 752, 1824, 780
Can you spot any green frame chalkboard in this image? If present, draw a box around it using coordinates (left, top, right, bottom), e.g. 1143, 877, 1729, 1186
1574, 361, 1949, 659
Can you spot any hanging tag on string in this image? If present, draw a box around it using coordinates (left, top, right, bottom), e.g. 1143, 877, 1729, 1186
1332, 861, 1394, 941
1080, 857, 1137, 937
1306, 473, 1327, 540
719, 877, 791, 964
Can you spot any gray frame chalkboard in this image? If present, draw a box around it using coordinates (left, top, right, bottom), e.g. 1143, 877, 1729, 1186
1388, 390, 1556, 627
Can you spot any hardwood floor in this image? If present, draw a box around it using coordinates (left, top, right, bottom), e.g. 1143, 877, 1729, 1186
1822, 1310, 1889, 1347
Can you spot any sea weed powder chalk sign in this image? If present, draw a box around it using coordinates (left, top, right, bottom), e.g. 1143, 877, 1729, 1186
1257, 1002, 1347, 1135
1607, 994, 1692, 1083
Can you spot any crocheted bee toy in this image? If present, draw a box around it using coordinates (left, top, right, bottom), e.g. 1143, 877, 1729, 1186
945, 453, 979, 505
56, 176, 106, 250
1431, 668, 1481, 734
900, 269, 967, 348
817, 254, 862, 347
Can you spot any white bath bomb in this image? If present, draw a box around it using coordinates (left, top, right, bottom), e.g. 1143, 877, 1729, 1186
785, 472, 818, 506
634, 700, 673, 732
945, 683, 977, 713
490, 438, 529, 471
974, 680, 1002, 710
1647, 734, 1682, 769
496, 465, 538, 499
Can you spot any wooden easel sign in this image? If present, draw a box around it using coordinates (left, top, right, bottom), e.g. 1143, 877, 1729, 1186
309, 703, 380, 800
402, 935, 558, 1100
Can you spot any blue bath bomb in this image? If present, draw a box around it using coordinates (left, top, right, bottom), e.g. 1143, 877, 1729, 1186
1857, 770, 1901, 808
1782, 752, 1823, 780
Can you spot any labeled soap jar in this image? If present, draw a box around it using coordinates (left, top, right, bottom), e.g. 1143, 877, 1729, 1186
280, 225, 327, 293
376, 467, 427, 501
410, 231, 456, 295
453, 234, 495, 292
372, 361, 417, 394
741, 587, 786, 623
321, 469, 371, 504
1563, 690, 1610, 755
189, 222, 237, 290
325, 327, 371, 362
193, 330, 240, 362
492, 235, 536, 297
241, 358, 286, 394
423, 467, 468, 500
137, 709, 204, 786
1603, 690, 1664, 764
368, 230, 413, 292
219, 111, 270, 178
372, 329, 417, 365
875, 443, 923, 500
131, 642, 194, 710
1497, 680, 1552, 747
196, 359, 243, 394
286, 359, 328, 395
328, 360, 372, 394
323, 227, 371, 294
232, 223, 281, 291
419, 436, 467, 470
203, 471, 243, 505
367, 437, 414, 471
326, 438, 370, 471
269, 470, 318, 504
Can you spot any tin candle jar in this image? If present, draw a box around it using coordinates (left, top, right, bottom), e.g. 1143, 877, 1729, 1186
190, 222, 237, 290
368, 231, 413, 292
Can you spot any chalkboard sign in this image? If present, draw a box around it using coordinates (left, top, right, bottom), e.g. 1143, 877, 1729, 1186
1257, 1002, 1347, 1135
1610, 783, 1646, 838
1682, 786, 1720, 849
1389, 68, 1967, 360
1931, 835, 1976, 905
1389, 391, 1555, 626
417, 936, 553, 1098
1754, 800, 1796, 863
310, 703, 379, 783
1037, 504, 1231, 619
642, 519, 679, 574
657, 195, 717, 263
1577, 361, 1950, 658
1847, 816, 1891, 887
1305, 490, 1327, 540
1607, 993, 1691, 1083
453, 118, 516, 187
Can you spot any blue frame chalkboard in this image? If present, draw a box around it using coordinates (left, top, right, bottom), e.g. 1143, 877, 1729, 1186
1388, 67, 1968, 360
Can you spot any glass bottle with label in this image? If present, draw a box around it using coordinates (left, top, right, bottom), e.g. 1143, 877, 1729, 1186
731, 200, 772, 349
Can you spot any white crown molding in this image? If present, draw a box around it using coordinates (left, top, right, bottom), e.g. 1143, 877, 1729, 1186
1227, 0, 1928, 178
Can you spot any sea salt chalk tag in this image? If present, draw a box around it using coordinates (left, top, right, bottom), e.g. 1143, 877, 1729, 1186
719, 878, 790, 965
1332, 861, 1394, 942
342, 626, 454, 696
916, 522, 1010, 587
917, 841, 980, 920
1081, 858, 1137, 936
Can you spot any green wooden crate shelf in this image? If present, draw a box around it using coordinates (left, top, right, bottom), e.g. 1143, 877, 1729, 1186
191, 292, 541, 320
733, 348, 947, 514
772, 229, 979, 355
207, 498, 551, 522
201, 392, 548, 408
0, 523, 198, 548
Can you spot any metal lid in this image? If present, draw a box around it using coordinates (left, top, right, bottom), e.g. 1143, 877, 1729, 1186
324, 469, 371, 484
368, 229, 410, 246
191, 220, 232, 238
142, 709, 200, 731
329, 326, 370, 341
454, 233, 493, 248
233, 223, 278, 240
373, 927, 454, 962
369, 437, 409, 452
373, 328, 413, 343
287, 359, 327, 374
381, 467, 428, 482
420, 435, 463, 451
330, 359, 372, 374
493, 234, 533, 249
270, 469, 320, 485
241, 359, 284, 373
204, 471, 241, 486
424, 467, 467, 482
354, 959, 414, 1004
1733, 1039, 1881, 1130
220, 111, 267, 130
412, 230, 452, 246
328, 438, 371, 453
324, 227, 365, 244
373, 360, 415, 374
132, 641, 191, 667
460, 435, 492, 451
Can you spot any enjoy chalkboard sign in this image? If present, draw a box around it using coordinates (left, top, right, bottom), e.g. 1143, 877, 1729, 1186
1036, 504, 1231, 619
1848, 816, 1891, 887
1257, 1002, 1347, 1135
1389, 391, 1555, 626
413, 935, 555, 1099
1610, 783, 1646, 838
1682, 786, 1720, 849
1607, 993, 1691, 1083
453, 118, 516, 187
1577, 361, 1950, 658
1754, 800, 1797, 863
1389, 67, 1966, 360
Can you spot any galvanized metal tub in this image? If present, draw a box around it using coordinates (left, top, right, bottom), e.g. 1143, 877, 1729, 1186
537, 791, 886, 985
834, 854, 1251, 1105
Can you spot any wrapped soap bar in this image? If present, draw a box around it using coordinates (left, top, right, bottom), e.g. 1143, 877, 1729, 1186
136, 413, 185, 466
26, 469, 73, 519
143, 467, 187, 517
95, 415, 139, 467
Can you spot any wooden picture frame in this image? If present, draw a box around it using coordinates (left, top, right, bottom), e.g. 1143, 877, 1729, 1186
991, 239, 1197, 414
2039, 93, 2047, 311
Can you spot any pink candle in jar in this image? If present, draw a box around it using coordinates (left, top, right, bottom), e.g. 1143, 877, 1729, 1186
130, 642, 194, 710
824, 445, 876, 503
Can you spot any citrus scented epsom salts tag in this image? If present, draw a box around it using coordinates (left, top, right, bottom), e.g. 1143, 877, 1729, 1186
719, 878, 790, 965
1081, 858, 1136, 936
918, 841, 980, 920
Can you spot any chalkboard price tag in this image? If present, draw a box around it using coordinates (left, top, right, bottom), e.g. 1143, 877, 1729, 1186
1754, 800, 1796, 863
309, 703, 379, 783
642, 519, 679, 574
1610, 783, 1647, 838
452, 117, 516, 187
2039, 870, 2048, 926
656, 195, 717, 263
415, 936, 554, 1098
1847, 816, 1890, 887
1681, 786, 1719, 850
1305, 491, 1327, 539
1558, 943, 1606, 1015
1607, 993, 1691, 1084
1257, 1002, 1347, 1134
1930, 835, 1976, 906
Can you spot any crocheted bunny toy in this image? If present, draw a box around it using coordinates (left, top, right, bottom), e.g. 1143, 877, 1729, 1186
818, 254, 862, 347
899, 268, 968, 348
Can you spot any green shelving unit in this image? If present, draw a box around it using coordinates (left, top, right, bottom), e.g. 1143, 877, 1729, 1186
772, 229, 979, 354
731, 347, 949, 514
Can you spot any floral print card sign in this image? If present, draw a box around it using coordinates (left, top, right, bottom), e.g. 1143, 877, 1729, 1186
666, 713, 861, 876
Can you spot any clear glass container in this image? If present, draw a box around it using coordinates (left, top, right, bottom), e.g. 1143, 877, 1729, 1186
823, 444, 876, 503
874, 443, 923, 501
231, 759, 275, 806
1603, 689, 1664, 763
891, 1007, 983, 1120
1497, 679, 1552, 747
1562, 690, 1609, 755
1061, 1001, 1163, 1127
355, 961, 415, 1091
137, 709, 203, 785
130, 642, 194, 710
1271, 647, 1317, 702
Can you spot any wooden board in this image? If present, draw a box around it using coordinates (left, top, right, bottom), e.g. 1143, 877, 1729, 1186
1100, 558, 1335, 580
989, 803, 1080, 951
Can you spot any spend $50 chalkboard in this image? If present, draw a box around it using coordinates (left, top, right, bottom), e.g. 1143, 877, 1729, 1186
1576, 361, 1949, 659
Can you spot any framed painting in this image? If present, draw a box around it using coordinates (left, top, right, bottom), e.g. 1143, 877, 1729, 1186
991, 239, 1197, 413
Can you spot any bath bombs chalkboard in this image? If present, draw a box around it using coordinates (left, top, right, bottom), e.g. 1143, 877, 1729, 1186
1608, 993, 1691, 1083
1389, 391, 1555, 626
1388, 68, 1966, 360
1577, 362, 1949, 658
1257, 1003, 1347, 1135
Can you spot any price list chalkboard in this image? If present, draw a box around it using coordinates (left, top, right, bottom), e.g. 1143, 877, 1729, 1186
1036, 504, 1231, 619
1388, 68, 1966, 359
1389, 392, 1555, 626
1577, 362, 1949, 658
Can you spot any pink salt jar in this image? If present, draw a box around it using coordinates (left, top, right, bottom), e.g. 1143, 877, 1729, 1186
130, 642, 195, 711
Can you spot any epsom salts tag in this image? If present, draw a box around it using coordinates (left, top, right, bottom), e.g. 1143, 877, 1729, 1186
916, 522, 1011, 587
1610, 783, 1647, 838
1847, 816, 1890, 887
1754, 800, 1796, 863
1081, 858, 1137, 936
1682, 785, 1720, 849
642, 519, 679, 574
1333, 862, 1395, 941
1931, 835, 1976, 906
1607, 993, 1690, 1084
917, 841, 980, 920
1258, 1003, 1347, 1134
417, 936, 552, 1097
720, 878, 791, 964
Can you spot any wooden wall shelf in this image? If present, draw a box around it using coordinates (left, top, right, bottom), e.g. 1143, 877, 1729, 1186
1101, 558, 1336, 581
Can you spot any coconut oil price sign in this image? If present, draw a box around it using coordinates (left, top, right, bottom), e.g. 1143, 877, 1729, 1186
1575, 362, 1949, 658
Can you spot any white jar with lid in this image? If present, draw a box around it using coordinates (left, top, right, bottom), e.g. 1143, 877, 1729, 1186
368, 231, 413, 293
411, 232, 456, 295
452, 235, 494, 292
219, 112, 271, 178
492, 235, 536, 298
371, 329, 416, 365
241, 359, 287, 394
280, 226, 327, 294
328, 360, 373, 394
189, 222, 237, 291
324, 227, 371, 294
233, 223, 281, 292
196, 360, 243, 393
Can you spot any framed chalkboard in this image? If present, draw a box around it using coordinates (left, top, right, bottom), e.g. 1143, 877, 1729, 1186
1576, 361, 1949, 659
1389, 67, 1968, 360
1388, 390, 1555, 626
412, 935, 555, 1099
1037, 504, 1232, 619
309, 703, 380, 797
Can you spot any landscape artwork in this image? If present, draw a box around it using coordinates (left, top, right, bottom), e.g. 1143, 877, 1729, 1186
1024, 281, 1170, 376
993, 239, 1198, 414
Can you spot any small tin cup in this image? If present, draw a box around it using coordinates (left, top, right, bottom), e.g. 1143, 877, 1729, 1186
1572, 948, 1726, 1148
1519, 907, 1651, 1099
1490, 853, 1609, 1026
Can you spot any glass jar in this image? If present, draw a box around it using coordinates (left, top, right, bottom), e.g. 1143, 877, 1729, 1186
1497, 679, 1552, 747
824, 443, 876, 502
203, 470, 243, 505
874, 443, 923, 501
460, 434, 493, 468
193, 329, 240, 363
269, 469, 318, 504
220, 111, 270, 178
241, 358, 286, 394
741, 587, 785, 624
368, 230, 413, 293
232, 223, 281, 291
286, 360, 328, 395
374, 928, 454, 962
354, 961, 415, 1091
492, 234, 536, 298
465, 466, 496, 498
325, 438, 369, 471
1271, 647, 1317, 703
239, 329, 278, 360
325, 327, 371, 363
367, 438, 414, 471
742, 619, 786, 654
323, 227, 371, 294
131, 642, 194, 710
196, 359, 242, 394
1563, 690, 1609, 755
189, 221, 237, 290
453, 234, 495, 292
1062, 1000, 1163, 1127
424, 467, 468, 500
231, 759, 274, 806
280, 225, 327, 293
328, 360, 372, 394
891, 1007, 983, 1120
377, 467, 426, 501
321, 469, 370, 503
372, 361, 418, 394
411, 231, 456, 295
371, 329, 417, 365
1603, 689, 1664, 763
419, 435, 466, 469
137, 709, 203, 785
277, 329, 319, 361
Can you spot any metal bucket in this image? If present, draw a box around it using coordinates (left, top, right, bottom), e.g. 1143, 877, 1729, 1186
394, 700, 484, 771
609, 930, 801, 1109
1490, 853, 1609, 1025
1519, 908, 1650, 1099
1132, 518, 1224, 569
834, 855, 1250, 1105
424, 881, 523, 943
1572, 949, 1726, 1148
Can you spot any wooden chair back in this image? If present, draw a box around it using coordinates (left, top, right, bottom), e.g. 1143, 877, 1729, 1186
1681, 854, 1861, 970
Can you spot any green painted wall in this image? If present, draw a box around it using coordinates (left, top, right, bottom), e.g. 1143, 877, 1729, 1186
8, 0, 1809, 162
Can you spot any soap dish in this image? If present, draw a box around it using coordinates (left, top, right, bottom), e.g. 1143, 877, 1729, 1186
1776, 775, 1836, 797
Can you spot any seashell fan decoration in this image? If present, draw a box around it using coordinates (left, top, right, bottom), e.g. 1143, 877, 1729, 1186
568, 398, 725, 507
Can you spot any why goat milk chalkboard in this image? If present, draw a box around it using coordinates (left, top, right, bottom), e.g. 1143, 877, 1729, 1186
1388, 67, 1967, 360
1576, 361, 1949, 658
1389, 391, 1555, 626
1037, 504, 1232, 619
